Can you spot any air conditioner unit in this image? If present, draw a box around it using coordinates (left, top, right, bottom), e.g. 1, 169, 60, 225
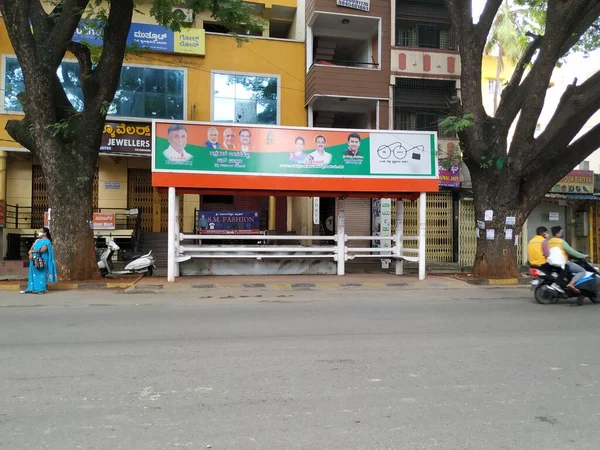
172, 7, 194, 24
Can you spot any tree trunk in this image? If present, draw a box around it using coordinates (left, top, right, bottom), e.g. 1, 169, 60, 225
470, 168, 524, 279
39, 141, 100, 281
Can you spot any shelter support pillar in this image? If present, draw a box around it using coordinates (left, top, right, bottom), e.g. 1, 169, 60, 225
167, 187, 176, 282
336, 198, 345, 276
589, 205, 594, 263
418, 192, 427, 280
395, 199, 404, 275
268, 196, 276, 230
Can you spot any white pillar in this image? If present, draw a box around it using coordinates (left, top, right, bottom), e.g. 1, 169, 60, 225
167, 187, 176, 282
174, 194, 180, 277
418, 192, 427, 280
395, 199, 404, 275
336, 198, 345, 276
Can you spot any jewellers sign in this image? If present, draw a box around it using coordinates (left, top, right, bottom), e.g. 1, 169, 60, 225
101, 121, 152, 155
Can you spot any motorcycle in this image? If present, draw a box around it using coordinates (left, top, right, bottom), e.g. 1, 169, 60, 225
97, 240, 155, 277
530, 258, 600, 306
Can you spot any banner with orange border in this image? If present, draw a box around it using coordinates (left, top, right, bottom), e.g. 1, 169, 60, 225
152, 121, 439, 196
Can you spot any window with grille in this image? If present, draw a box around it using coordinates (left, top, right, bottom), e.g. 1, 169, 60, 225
393, 78, 456, 136
417, 24, 440, 48
395, 0, 457, 50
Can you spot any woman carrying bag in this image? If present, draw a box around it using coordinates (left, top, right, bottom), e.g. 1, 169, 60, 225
21, 226, 58, 294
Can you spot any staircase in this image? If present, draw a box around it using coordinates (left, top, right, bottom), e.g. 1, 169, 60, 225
138, 232, 168, 269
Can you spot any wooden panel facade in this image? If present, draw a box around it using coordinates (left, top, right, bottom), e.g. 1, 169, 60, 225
306, 65, 389, 103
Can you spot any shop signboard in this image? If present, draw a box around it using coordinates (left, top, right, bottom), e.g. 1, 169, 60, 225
101, 122, 152, 155
92, 213, 116, 230
152, 122, 439, 195
438, 163, 460, 188
337, 0, 370, 12
550, 170, 594, 194
198, 211, 260, 234
73, 22, 205, 56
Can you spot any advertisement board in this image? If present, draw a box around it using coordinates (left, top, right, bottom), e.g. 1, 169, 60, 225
438, 163, 460, 188
152, 122, 439, 195
198, 211, 260, 234
550, 170, 594, 194
101, 122, 152, 155
92, 213, 116, 230
73, 22, 205, 56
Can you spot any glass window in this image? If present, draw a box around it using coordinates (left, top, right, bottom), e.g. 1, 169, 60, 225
212, 72, 278, 125
2, 57, 185, 120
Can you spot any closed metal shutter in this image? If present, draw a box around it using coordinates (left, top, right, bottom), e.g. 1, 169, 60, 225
392, 192, 453, 262
338, 198, 372, 248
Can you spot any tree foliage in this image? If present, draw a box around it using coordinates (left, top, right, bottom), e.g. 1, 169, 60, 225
0, 0, 262, 280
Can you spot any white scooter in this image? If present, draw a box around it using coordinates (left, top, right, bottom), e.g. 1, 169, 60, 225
97, 240, 156, 277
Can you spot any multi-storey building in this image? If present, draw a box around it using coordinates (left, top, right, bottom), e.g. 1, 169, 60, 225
0, 0, 306, 261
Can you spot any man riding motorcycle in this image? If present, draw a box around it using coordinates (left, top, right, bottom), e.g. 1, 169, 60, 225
527, 226, 564, 292
548, 226, 589, 293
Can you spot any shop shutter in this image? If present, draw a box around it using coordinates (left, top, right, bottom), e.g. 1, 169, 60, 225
339, 198, 372, 248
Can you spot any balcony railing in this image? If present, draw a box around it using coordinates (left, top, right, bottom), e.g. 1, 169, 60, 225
312, 59, 379, 69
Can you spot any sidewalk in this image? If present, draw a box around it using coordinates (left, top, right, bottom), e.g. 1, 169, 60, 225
133, 273, 475, 292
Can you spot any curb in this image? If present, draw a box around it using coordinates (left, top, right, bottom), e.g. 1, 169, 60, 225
466, 277, 531, 286
129, 281, 464, 291
0, 275, 143, 292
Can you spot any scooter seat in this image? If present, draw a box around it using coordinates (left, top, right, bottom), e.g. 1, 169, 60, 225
123, 252, 148, 261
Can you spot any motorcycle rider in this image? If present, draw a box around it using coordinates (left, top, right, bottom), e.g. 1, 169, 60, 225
527, 226, 564, 293
548, 226, 588, 293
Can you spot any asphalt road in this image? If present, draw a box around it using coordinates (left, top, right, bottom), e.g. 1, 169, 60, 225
1, 287, 600, 449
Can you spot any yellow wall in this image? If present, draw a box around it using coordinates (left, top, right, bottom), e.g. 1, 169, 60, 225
1, 12, 307, 234
482, 55, 515, 82
6, 157, 32, 209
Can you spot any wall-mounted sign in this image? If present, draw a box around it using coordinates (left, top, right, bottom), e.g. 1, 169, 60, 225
549, 212, 560, 221
438, 163, 460, 188
101, 122, 152, 155
551, 170, 594, 194
104, 182, 122, 190
152, 121, 439, 195
73, 22, 206, 56
92, 213, 116, 230
337, 0, 370, 12
198, 211, 260, 234
313, 197, 320, 225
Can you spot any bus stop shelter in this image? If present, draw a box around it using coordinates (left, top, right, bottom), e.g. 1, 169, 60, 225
151, 121, 439, 282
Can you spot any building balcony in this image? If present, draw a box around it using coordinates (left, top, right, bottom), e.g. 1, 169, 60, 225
306, 12, 388, 104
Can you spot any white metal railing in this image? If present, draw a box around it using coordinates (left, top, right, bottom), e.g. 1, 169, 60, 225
167, 194, 428, 281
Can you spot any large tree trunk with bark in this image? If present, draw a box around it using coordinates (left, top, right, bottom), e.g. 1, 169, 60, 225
470, 168, 523, 278
39, 141, 99, 280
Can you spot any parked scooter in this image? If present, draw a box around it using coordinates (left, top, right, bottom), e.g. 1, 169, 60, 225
530, 257, 600, 306
97, 240, 155, 277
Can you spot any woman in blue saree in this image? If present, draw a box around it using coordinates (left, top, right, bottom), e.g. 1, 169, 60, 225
21, 227, 58, 294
